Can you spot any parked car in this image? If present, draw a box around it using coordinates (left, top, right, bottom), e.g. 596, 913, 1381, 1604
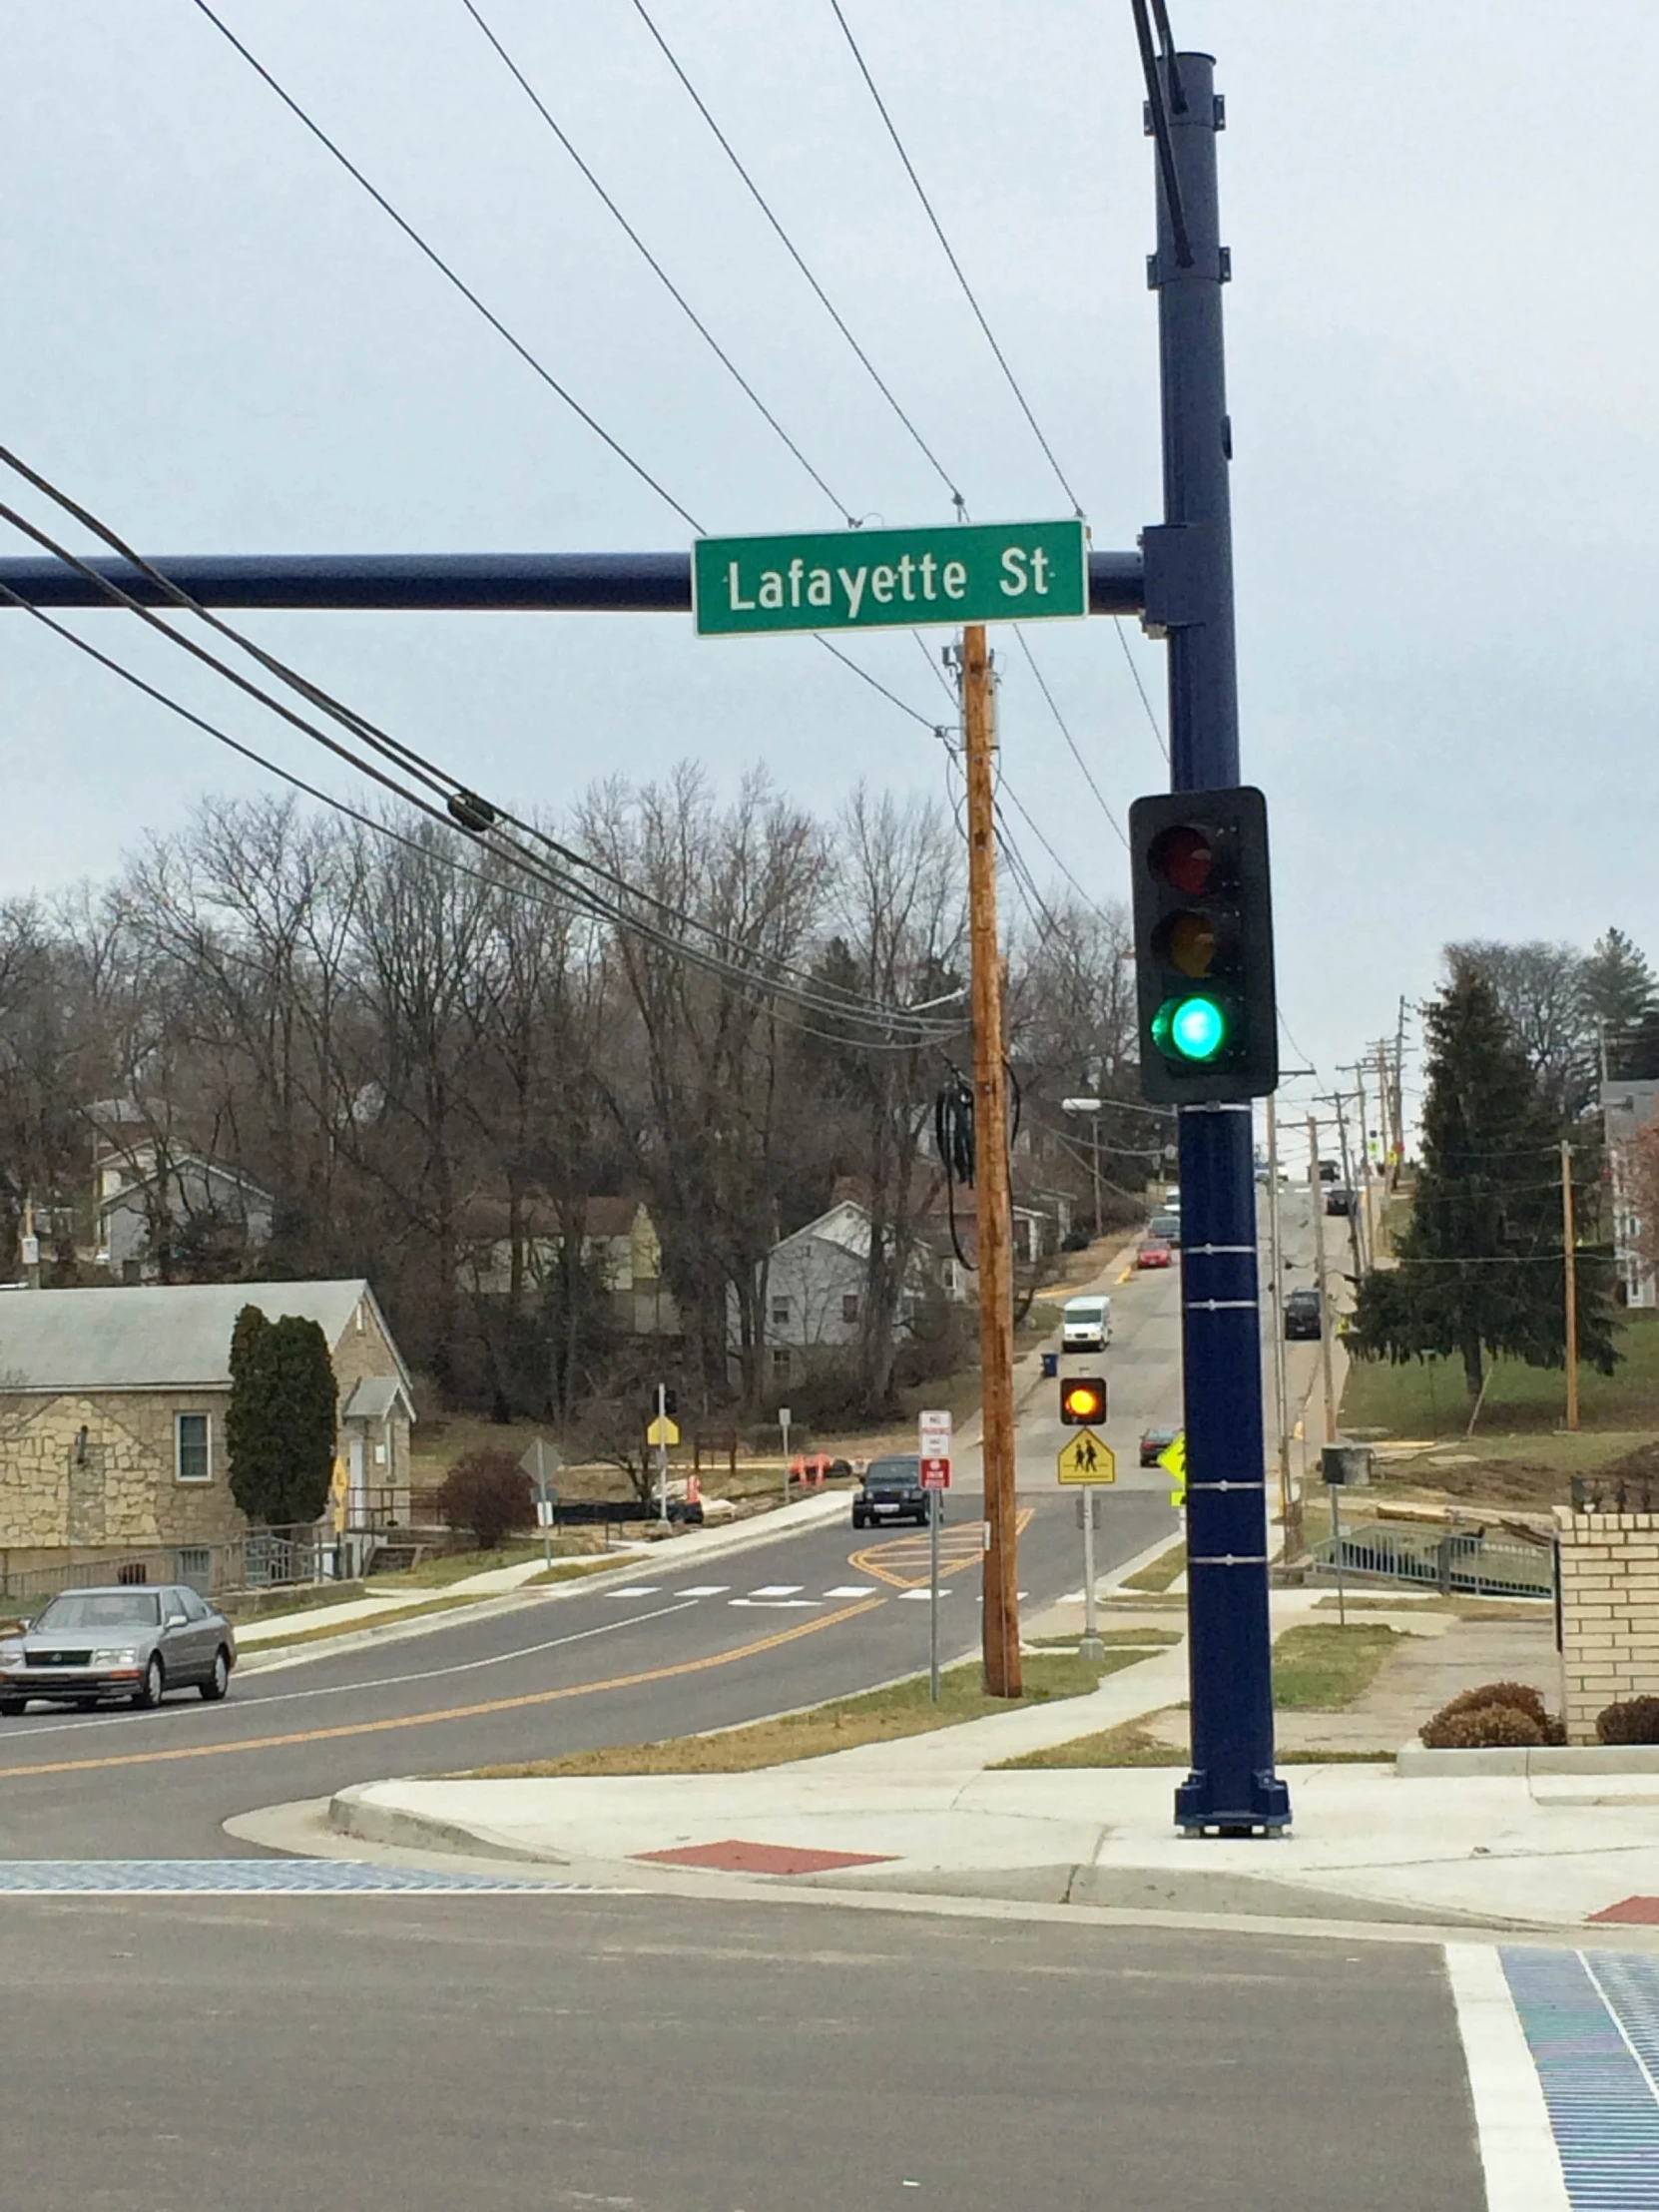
1140, 1424, 1180, 1467
1284, 1288, 1323, 1340
1319, 1160, 1340, 1183
1147, 1211, 1182, 1246
1061, 1293, 1112, 1351
0, 1584, 237, 1715
1137, 1238, 1173, 1269
1325, 1186, 1354, 1217
851, 1455, 935, 1529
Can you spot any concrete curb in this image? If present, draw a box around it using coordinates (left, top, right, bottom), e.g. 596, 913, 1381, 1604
1395, 1743, 1659, 1777
320, 1783, 1546, 1929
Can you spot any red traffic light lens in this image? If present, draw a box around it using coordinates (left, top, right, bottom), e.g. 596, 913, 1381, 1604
1149, 825, 1215, 895
1060, 1379, 1106, 1424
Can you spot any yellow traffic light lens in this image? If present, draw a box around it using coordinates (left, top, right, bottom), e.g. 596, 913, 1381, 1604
1061, 1381, 1105, 1422
1162, 910, 1218, 978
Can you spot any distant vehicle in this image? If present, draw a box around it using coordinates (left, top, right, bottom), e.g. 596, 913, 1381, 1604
1325, 1186, 1355, 1217
0, 1584, 237, 1715
1147, 1212, 1182, 1246
1319, 1160, 1340, 1183
1284, 1288, 1323, 1340
1061, 1294, 1112, 1351
1137, 1238, 1173, 1270
1163, 1187, 1181, 1211
1140, 1424, 1180, 1467
851, 1455, 934, 1529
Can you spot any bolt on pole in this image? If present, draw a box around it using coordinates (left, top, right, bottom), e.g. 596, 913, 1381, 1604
961, 622, 1021, 1699
1151, 51, 1288, 1832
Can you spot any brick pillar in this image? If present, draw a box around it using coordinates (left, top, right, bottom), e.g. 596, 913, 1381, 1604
1555, 1506, 1659, 1743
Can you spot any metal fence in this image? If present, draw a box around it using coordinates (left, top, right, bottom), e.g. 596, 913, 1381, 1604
1308, 1520, 1556, 1602
0, 1526, 328, 1607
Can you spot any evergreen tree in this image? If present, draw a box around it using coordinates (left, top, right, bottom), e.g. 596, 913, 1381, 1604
1581, 927, 1659, 1078
226, 1305, 338, 1526
1350, 968, 1618, 1402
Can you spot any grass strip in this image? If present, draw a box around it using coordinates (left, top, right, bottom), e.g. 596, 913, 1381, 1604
1025, 1629, 1181, 1651
1122, 1541, 1186, 1594
462, 1649, 1147, 1778
1271, 1622, 1405, 1711
995, 1717, 1397, 1771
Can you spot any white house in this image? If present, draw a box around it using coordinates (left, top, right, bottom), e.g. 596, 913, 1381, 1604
1602, 1079, 1659, 1309
733, 1199, 928, 1390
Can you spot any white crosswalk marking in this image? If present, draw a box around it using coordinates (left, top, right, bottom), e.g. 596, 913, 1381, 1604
606, 1586, 661, 1598
897, 1588, 949, 1601
824, 1584, 877, 1597
749, 1584, 804, 1597
675, 1585, 730, 1597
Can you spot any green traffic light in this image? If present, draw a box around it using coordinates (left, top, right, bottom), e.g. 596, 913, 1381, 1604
1153, 993, 1229, 1063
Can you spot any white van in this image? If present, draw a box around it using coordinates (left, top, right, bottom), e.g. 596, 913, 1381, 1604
1061, 1294, 1112, 1351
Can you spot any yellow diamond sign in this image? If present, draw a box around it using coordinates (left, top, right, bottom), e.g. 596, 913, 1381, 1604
645, 1415, 680, 1448
1056, 1429, 1115, 1485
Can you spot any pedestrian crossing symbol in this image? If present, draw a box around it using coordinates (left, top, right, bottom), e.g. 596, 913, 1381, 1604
1056, 1429, 1115, 1485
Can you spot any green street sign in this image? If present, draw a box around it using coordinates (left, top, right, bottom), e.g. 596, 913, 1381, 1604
692, 518, 1088, 639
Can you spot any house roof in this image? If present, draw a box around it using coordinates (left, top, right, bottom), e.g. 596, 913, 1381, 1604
457, 1193, 644, 1242
99, 1157, 275, 1214
341, 1375, 413, 1423
773, 1200, 872, 1261
0, 1281, 400, 1394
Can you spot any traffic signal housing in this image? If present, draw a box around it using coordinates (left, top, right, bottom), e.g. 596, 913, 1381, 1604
1129, 786, 1278, 1104
1060, 1376, 1107, 1426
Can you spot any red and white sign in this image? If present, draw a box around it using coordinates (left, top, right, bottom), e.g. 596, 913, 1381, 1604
918, 1408, 951, 1490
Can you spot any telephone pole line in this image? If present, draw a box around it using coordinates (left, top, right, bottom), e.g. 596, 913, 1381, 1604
1561, 1137, 1580, 1432
961, 623, 1020, 1698
1309, 1114, 1338, 1444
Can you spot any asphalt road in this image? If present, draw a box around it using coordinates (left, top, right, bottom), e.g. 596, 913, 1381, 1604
0, 1889, 1481, 2212
0, 1189, 1329, 1863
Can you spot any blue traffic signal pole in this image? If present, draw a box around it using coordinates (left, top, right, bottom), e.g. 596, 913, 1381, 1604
1144, 52, 1289, 1834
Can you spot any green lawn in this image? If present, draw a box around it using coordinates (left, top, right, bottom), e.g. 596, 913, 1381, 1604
1271, 1622, 1405, 1711
1340, 1311, 1659, 1440
464, 1649, 1143, 1777
1123, 1541, 1186, 1593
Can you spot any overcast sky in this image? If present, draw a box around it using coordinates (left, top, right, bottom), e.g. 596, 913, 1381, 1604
3, 1, 1656, 1141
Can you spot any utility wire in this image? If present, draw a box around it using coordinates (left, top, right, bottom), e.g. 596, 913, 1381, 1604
1112, 621, 1169, 764
995, 780, 1113, 924
629, 0, 962, 512
459, 0, 855, 525
188, 0, 702, 532
0, 442, 955, 1027
827, 0, 1084, 517
1013, 628, 1128, 850
0, 470, 953, 1040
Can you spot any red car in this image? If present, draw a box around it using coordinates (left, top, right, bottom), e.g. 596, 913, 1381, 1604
1137, 1238, 1173, 1269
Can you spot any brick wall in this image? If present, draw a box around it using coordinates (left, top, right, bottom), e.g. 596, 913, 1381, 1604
1555, 1506, 1659, 1742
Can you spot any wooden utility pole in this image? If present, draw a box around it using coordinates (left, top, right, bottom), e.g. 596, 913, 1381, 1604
962, 623, 1020, 1698
1309, 1115, 1338, 1443
1561, 1137, 1580, 1431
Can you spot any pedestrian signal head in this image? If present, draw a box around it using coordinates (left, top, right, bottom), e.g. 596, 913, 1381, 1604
1059, 1377, 1107, 1426
1130, 786, 1277, 1104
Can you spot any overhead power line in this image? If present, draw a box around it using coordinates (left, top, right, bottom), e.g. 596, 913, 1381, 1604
459, 0, 855, 525
629, 0, 963, 512
188, 0, 703, 532
0, 452, 956, 1042
1013, 628, 1128, 850
827, 0, 1084, 517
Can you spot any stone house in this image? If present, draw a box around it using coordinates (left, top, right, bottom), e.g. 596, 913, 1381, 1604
0, 1279, 413, 1582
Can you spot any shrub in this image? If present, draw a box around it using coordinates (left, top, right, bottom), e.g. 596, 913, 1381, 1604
436, 1451, 534, 1551
1420, 1701, 1545, 1750
1433, 1681, 1549, 1726
1596, 1696, 1659, 1746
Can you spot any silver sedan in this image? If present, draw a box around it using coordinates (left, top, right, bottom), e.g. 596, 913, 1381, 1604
0, 1584, 238, 1714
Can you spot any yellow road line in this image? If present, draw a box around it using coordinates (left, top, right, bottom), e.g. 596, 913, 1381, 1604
0, 1597, 886, 1782
849, 1507, 1033, 1590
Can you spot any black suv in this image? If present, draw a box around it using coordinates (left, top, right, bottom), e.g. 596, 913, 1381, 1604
1285, 1288, 1323, 1340
851, 1454, 935, 1529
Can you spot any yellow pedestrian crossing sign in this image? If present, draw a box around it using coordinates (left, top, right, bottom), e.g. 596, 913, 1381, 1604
646, 1415, 680, 1448
1158, 1430, 1187, 1507
1057, 1429, 1115, 1485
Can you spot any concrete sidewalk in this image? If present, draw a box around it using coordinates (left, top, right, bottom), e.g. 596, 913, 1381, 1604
312, 1615, 1659, 1933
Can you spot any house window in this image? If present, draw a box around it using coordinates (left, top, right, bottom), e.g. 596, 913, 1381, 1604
841, 1293, 860, 1324
771, 1348, 792, 1380
175, 1411, 212, 1484
771, 1297, 792, 1325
